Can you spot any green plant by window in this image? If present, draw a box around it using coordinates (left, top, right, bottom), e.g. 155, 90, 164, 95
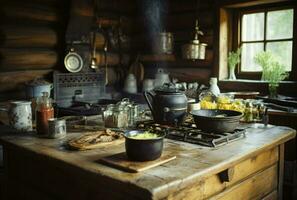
228, 48, 241, 70
254, 51, 288, 82
254, 51, 289, 98
227, 48, 241, 80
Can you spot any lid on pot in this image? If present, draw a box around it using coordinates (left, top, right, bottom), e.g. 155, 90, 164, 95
26, 78, 51, 86
154, 83, 183, 94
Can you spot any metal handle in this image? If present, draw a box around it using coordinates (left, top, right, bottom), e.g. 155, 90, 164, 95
163, 107, 187, 112
218, 167, 234, 183
143, 91, 155, 114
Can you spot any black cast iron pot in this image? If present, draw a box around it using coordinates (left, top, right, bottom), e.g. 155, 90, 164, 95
124, 130, 165, 161
191, 109, 243, 133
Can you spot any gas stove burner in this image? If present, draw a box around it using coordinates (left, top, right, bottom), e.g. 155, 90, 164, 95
137, 121, 246, 148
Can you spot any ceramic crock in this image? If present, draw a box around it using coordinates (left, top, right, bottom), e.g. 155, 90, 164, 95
25, 82, 53, 99
7, 101, 32, 132
144, 84, 187, 125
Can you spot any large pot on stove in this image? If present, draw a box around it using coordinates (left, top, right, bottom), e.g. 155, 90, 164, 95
144, 84, 187, 125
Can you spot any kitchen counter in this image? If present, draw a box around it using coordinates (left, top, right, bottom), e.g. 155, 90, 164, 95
0, 124, 295, 200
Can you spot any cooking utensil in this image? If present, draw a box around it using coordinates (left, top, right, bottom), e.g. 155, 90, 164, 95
264, 103, 295, 113
90, 31, 98, 70
144, 83, 188, 125
191, 109, 243, 133
181, 20, 207, 60
129, 55, 144, 86
124, 130, 165, 161
153, 32, 174, 54
64, 48, 84, 73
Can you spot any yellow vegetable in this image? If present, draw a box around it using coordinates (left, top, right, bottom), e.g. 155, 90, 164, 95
129, 132, 159, 139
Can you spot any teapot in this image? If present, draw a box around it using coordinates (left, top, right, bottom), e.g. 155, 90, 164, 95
144, 83, 187, 125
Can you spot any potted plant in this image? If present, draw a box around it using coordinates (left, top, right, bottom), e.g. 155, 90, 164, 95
254, 51, 288, 98
227, 48, 241, 80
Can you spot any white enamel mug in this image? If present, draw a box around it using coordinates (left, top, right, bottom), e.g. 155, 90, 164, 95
0, 101, 33, 132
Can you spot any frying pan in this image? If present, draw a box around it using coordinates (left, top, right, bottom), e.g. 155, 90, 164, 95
190, 109, 243, 133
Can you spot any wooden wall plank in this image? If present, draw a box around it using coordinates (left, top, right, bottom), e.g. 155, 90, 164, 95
0, 3, 61, 24
0, 49, 58, 71
0, 26, 59, 48
0, 70, 52, 92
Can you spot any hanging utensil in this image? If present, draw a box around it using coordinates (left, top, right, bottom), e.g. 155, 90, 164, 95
90, 31, 98, 70
104, 39, 108, 85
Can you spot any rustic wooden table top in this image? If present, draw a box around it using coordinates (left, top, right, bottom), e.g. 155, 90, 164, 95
0, 124, 295, 199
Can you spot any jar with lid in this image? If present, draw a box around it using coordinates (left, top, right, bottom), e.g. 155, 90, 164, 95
35, 92, 54, 135
113, 104, 128, 128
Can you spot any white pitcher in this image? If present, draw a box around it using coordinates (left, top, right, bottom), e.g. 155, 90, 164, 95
0, 101, 32, 132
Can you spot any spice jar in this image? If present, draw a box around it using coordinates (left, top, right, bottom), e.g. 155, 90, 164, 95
35, 92, 54, 135
244, 102, 253, 122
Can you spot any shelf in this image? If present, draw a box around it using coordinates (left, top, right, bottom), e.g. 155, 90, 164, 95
139, 54, 212, 68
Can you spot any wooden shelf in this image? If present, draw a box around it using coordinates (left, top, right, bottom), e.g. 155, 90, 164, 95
139, 54, 212, 68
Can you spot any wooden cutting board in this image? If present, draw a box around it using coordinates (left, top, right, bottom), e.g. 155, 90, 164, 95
99, 152, 176, 173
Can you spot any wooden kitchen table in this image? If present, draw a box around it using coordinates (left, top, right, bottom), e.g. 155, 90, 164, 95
0, 124, 295, 200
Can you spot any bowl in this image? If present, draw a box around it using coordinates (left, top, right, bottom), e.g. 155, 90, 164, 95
124, 130, 165, 161
190, 109, 243, 133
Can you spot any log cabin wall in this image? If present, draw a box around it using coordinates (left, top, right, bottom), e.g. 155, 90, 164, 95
0, 0, 137, 100
94, 0, 137, 87
0, 0, 70, 100
131, 0, 215, 85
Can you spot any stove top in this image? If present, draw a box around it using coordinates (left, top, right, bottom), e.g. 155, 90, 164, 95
137, 121, 246, 148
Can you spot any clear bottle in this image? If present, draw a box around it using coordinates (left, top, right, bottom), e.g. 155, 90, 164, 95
209, 77, 220, 96
35, 92, 54, 135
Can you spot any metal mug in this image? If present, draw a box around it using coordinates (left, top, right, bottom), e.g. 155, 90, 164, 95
48, 118, 67, 139
0, 101, 32, 132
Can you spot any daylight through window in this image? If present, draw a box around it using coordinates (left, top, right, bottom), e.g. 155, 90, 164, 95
240, 8, 294, 72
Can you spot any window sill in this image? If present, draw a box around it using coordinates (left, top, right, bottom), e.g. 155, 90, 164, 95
219, 79, 297, 84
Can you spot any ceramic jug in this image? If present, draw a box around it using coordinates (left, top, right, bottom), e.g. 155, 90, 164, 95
123, 73, 137, 94
0, 101, 32, 132
154, 68, 170, 88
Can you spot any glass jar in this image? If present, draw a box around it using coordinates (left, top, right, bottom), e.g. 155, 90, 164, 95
103, 104, 115, 127
244, 102, 253, 122
35, 92, 54, 135
113, 104, 128, 128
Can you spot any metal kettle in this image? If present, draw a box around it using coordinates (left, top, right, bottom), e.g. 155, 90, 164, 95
144, 83, 188, 125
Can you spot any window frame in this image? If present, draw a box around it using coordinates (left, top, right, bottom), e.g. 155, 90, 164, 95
232, 2, 295, 80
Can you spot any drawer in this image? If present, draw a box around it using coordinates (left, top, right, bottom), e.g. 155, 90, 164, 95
166, 147, 279, 200
209, 164, 278, 200
203, 146, 279, 199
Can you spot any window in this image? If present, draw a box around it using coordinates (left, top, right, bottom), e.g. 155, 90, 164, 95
239, 8, 294, 73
